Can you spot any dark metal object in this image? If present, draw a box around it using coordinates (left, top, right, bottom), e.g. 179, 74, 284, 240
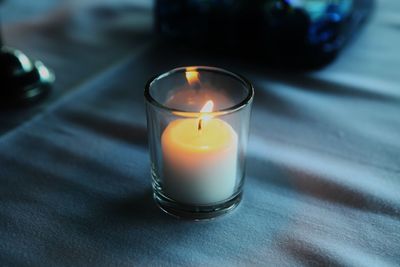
155, 0, 374, 69
0, 17, 54, 107
0, 47, 54, 107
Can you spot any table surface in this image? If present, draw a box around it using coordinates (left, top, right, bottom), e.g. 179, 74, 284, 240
0, 1, 399, 266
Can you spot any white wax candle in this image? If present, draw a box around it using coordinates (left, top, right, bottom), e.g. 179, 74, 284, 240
161, 102, 238, 204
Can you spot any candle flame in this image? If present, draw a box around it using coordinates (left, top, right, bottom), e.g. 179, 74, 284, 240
200, 100, 214, 113
185, 67, 200, 86
198, 100, 214, 131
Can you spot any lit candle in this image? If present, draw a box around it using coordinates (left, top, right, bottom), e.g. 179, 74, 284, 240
161, 98, 238, 204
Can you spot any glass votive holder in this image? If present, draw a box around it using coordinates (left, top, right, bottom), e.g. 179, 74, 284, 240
145, 66, 254, 220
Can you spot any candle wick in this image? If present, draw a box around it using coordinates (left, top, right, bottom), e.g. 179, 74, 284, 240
198, 119, 202, 131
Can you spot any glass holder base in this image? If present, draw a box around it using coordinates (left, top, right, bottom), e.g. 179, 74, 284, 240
153, 190, 242, 220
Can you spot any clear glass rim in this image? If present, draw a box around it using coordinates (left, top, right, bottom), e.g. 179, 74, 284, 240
144, 66, 254, 116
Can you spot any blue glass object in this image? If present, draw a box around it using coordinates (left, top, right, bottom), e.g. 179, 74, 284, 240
155, 0, 374, 68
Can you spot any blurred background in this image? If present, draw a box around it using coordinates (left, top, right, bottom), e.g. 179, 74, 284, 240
1, 0, 397, 135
